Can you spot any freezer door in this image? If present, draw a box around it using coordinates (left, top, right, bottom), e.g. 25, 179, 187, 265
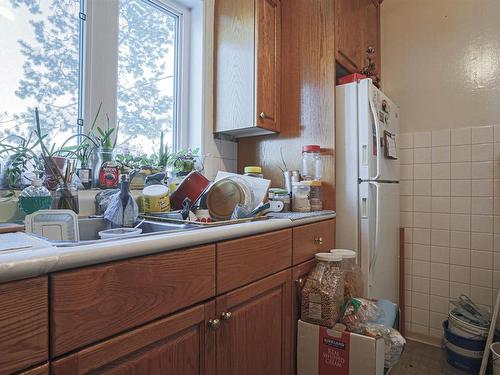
359, 181, 400, 303
358, 79, 400, 182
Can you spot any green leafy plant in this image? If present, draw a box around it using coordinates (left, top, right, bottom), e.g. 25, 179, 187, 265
167, 148, 200, 175
0, 132, 44, 188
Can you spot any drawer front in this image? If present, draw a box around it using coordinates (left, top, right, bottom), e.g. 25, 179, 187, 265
0, 277, 48, 375
217, 229, 292, 294
51, 245, 216, 357
292, 219, 335, 265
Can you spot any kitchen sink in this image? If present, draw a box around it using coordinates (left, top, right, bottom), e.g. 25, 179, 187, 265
55, 216, 201, 246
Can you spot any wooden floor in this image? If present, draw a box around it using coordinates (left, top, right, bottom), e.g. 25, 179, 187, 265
391, 339, 470, 375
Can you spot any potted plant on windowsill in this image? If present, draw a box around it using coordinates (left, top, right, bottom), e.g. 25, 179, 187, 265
91, 109, 120, 189
0, 133, 44, 189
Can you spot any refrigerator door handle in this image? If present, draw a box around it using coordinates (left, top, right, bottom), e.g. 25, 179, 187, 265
368, 181, 380, 284
369, 97, 382, 180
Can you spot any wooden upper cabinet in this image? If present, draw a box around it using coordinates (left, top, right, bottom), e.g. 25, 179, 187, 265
215, 0, 281, 138
51, 302, 216, 375
216, 270, 291, 375
256, 0, 280, 132
335, 0, 380, 73
0, 277, 48, 375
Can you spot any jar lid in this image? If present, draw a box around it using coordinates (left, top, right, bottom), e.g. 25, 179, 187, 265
273, 189, 289, 195
303, 145, 320, 153
244, 166, 262, 173
315, 252, 342, 262
302, 180, 322, 187
143, 184, 169, 197
330, 249, 356, 259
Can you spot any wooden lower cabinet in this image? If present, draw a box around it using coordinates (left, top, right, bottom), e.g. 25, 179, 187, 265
51, 302, 216, 375
216, 270, 292, 375
18, 363, 49, 375
0, 277, 48, 375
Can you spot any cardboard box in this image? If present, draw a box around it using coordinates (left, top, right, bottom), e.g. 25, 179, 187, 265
297, 320, 385, 375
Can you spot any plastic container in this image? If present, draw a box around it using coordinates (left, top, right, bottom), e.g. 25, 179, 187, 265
443, 320, 486, 352
448, 309, 489, 340
303, 180, 322, 211
18, 178, 52, 214
273, 189, 291, 212
244, 166, 264, 179
142, 184, 170, 213
444, 338, 483, 374
491, 342, 500, 375
292, 182, 310, 212
301, 252, 344, 328
331, 249, 360, 301
302, 145, 322, 181
98, 227, 142, 239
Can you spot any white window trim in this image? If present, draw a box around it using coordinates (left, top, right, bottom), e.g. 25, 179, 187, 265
83, 0, 191, 152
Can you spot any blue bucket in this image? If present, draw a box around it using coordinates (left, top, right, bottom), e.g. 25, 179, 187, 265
444, 346, 482, 374
443, 320, 486, 351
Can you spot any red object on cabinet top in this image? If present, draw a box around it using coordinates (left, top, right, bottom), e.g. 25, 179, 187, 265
338, 73, 367, 85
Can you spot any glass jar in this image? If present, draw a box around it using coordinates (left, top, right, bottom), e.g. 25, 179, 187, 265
300, 252, 344, 328
292, 182, 310, 212
302, 145, 322, 181
94, 148, 120, 189
244, 166, 264, 178
269, 188, 291, 212
53, 184, 79, 214
304, 180, 322, 211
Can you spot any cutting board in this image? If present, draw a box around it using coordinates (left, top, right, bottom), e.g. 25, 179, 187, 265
0, 223, 24, 234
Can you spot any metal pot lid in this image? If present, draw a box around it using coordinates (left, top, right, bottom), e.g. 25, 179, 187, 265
206, 178, 245, 220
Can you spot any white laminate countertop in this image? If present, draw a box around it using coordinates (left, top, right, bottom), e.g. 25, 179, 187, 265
0, 213, 336, 284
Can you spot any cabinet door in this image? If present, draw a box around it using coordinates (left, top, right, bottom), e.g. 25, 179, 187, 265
216, 270, 291, 375
51, 302, 216, 375
335, 0, 364, 72
335, 0, 379, 73
0, 277, 48, 375
291, 260, 316, 375
256, 0, 281, 132
214, 0, 255, 133
364, 0, 380, 71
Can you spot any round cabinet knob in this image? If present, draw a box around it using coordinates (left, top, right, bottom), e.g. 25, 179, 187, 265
314, 237, 324, 245
221, 311, 233, 321
259, 112, 267, 119
295, 277, 305, 289
208, 318, 221, 330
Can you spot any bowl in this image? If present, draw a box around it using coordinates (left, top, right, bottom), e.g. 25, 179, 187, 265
98, 228, 142, 239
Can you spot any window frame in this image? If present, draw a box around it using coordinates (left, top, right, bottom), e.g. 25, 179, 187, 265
83, 0, 191, 153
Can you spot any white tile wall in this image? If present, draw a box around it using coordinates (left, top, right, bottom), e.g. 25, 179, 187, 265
401, 125, 500, 339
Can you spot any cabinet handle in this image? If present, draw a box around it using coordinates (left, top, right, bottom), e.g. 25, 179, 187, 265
314, 237, 324, 245
259, 112, 267, 119
221, 311, 233, 321
208, 318, 221, 330
295, 277, 305, 289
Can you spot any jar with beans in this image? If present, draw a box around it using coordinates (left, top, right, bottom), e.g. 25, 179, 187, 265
301, 253, 345, 328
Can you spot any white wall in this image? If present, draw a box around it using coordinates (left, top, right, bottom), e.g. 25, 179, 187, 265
381, 0, 500, 133
382, 0, 500, 343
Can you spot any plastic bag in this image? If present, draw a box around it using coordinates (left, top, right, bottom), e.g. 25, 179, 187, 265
342, 298, 385, 332
360, 323, 405, 368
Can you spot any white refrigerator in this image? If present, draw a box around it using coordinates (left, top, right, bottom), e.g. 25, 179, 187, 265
336, 78, 400, 303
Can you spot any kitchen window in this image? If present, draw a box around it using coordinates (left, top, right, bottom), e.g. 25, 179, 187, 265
116, 0, 188, 154
0, 0, 191, 157
0, 0, 85, 146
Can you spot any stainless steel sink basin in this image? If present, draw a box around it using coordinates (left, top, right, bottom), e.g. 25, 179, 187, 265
54, 217, 200, 246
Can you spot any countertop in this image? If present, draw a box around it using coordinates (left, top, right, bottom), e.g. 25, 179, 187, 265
0, 212, 336, 284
